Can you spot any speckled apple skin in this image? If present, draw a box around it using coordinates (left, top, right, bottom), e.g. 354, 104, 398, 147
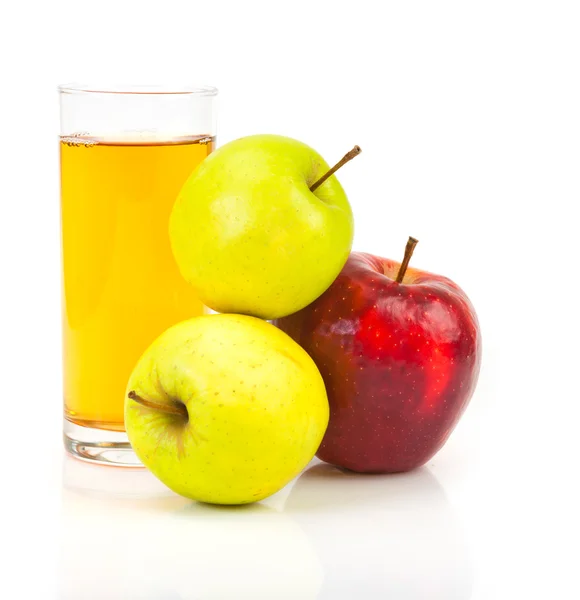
169, 134, 354, 320
275, 252, 481, 473
125, 314, 329, 504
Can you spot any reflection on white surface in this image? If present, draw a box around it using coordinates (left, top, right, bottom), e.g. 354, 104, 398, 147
287, 463, 472, 599
59, 457, 322, 599
59, 456, 470, 599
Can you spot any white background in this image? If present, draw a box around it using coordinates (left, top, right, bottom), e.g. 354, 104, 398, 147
1, 1, 579, 598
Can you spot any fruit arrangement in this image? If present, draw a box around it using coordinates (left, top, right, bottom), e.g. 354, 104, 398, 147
125, 134, 481, 504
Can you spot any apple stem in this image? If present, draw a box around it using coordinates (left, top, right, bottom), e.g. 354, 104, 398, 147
309, 145, 362, 192
127, 390, 188, 419
395, 237, 419, 283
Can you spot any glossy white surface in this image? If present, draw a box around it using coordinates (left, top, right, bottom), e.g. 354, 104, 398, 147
2, 1, 579, 598
5, 392, 578, 600
58, 458, 470, 600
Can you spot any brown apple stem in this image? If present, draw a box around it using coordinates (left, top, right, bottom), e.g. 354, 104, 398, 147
127, 390, 188, 419
309, 145, 362, 192
395, 237, 419, 283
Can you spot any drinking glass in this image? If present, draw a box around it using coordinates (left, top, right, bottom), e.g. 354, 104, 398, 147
59, 83, 217, 466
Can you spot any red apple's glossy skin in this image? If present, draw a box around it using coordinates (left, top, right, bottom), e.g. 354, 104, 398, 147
275, 252, 481, 473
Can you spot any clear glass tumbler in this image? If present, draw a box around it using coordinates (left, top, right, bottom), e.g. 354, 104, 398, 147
59, 84, 217, 466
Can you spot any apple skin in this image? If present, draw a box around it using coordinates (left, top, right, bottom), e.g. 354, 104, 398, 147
169, 134, 354, 320
275, 252, 481, 473
125, 314, 329, 504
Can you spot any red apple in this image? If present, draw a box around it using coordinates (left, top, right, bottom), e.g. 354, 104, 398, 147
275, 238, 481, 473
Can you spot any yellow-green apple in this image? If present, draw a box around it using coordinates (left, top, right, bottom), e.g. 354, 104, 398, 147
125, 314, 329, 504
169, 135, 358, 319
275, 238, 481, 473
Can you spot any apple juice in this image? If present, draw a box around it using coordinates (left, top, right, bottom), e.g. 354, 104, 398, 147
60, 135, 213, 430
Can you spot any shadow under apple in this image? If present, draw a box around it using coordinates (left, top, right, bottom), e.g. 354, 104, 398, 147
283, 462, 473, 600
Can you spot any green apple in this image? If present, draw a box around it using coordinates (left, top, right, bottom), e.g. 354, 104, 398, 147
169, 134, 355, 319
124, 313, 329, 505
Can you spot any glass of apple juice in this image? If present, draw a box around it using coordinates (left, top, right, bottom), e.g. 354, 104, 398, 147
59, 84, 217, 466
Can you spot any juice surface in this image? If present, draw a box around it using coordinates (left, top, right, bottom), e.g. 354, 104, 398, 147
60, 136, 213, 430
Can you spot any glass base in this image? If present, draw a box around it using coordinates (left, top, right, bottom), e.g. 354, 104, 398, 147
63, 419, 143, 467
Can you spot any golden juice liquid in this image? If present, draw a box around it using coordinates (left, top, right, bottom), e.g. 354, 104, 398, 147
60, 135, 213, 431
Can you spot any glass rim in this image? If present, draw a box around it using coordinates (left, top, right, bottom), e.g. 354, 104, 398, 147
57, 82, 218, 97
